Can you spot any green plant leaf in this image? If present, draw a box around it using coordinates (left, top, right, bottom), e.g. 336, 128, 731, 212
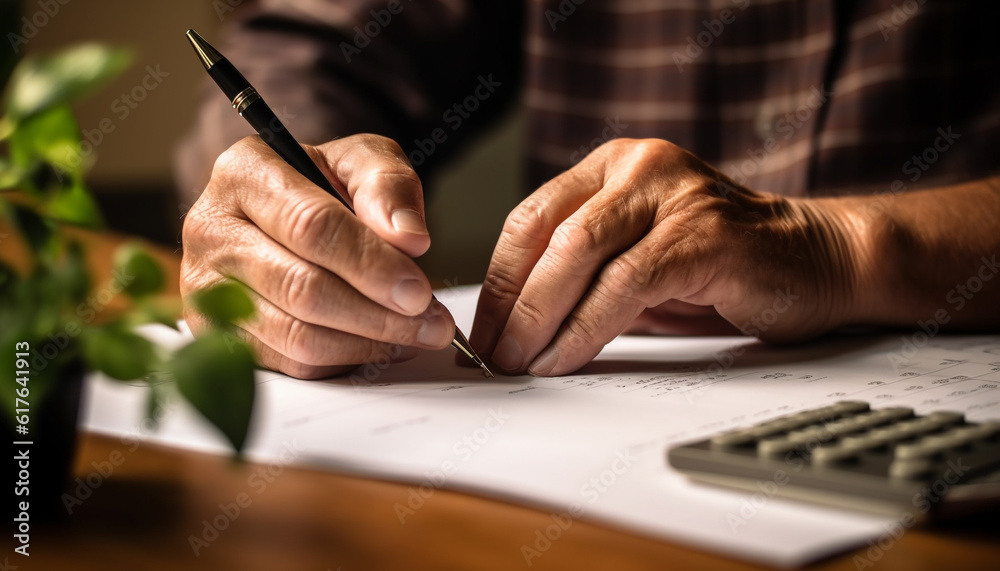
170, 332, 255, 453
55, 239, 90, 302
191, 282, 255, 324
0, 156, 25, 189
45, 181, 103, 228
8, 105, 82, 173
6, 44, 133, 120
6, 201, 54, 256
82, 324, 157, 381
113, 243, 164, 298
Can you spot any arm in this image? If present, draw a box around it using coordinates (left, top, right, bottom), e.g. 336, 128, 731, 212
469, 139, 1000, 377
829, 176, 1000, 329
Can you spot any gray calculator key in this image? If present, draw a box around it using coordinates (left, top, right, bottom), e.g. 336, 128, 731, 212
758, 438, 799, 457
832, 401, 871, 415
812, 446, 857, 465
889, 459, 935, 480
869, 407, 915, 423
711, 430, 757, 447
841, 432, 892, 451
922, 411, 965, 427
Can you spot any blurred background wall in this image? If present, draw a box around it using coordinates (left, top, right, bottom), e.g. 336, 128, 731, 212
23, 0, 524, 285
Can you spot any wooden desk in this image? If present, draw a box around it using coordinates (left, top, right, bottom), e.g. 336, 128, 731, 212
7, 227, 1000, 570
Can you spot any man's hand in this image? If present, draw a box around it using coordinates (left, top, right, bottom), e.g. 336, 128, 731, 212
470, 138, 871, 376
181, 135, 455, 379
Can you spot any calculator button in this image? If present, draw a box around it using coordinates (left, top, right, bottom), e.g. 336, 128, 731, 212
869, 407, 915, 423
758, 438, 799, 457
786, 426, 830, 444
711, 430, 757, 447
922, 431, 975, 450
749, 420, 799, 439
894, 440, 941, 460
824, 418, 867, 436
812, 446, 857, 465
970, 421, 1000, 440
841, 432, 891, 451
832, 401, 870, 415
889, 419, 939, 439
889, 459, 934, 480
922, 411, 965, 427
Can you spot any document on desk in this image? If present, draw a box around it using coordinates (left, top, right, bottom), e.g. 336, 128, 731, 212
83, 286, 1000, 567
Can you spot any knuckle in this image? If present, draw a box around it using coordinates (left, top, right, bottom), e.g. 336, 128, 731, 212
287, 200, 346, 251
512, 298, 548, 329
281, 263, 324, 316
502, 199, 552, 247
603, 255, 651, 303
211, 136, 259, 178
283, 316, 320, 365
548, 220, 600, 265
632, 138, 675, 157
181, 202, 213, 244
565, 313, 602, 348
482, 267, 523, 304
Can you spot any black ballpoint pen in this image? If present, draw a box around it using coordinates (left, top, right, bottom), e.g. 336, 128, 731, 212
185, 29, 494, 379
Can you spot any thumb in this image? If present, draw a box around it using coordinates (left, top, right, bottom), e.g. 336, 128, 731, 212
314, 135, 431, 257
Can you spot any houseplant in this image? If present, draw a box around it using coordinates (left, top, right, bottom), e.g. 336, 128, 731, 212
1, 9, 257, 519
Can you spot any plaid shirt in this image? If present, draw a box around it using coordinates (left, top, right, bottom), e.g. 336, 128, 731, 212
178, 0, 1000, 200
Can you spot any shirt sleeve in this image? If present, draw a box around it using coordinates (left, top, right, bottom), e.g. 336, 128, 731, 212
174, 0, 524, 205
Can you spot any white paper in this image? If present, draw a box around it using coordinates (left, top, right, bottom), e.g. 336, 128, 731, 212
82, 286, 1000, 567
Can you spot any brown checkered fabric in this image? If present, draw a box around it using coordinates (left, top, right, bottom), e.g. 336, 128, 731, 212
178, 0, 1000, 201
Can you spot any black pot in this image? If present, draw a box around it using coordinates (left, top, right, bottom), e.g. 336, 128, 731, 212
8, 361, 85, 529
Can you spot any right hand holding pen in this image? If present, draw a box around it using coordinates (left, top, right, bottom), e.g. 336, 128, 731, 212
181, 135, 456, 379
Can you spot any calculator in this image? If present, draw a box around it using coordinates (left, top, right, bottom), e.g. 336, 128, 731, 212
667, 401, 1000, 521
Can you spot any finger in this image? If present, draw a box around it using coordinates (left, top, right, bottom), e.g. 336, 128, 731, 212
526, 224, 712, 377
218, 137, 433, 317
211, 217, 455, 349
490, 187, 656, 373
186, 284, 421, 377
314, 135, 431, 257
470, 162, 607, 361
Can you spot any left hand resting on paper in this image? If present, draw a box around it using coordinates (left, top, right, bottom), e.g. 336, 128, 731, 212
468, 138, 870, 376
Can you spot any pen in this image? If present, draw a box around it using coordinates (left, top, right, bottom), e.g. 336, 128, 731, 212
185, 29, 494, 379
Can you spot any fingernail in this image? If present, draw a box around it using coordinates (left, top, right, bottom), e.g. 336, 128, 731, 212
391, 209, 428, 236
528, 346, 559, 377
418, 315, 452, 347
492, 334, 523, 372
392, 279, 429, 314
